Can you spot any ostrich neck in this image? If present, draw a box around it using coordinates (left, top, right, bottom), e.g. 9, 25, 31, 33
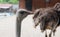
16, 18, 23, 37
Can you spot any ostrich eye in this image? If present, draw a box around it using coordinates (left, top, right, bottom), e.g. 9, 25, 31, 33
20, 11, 26, 14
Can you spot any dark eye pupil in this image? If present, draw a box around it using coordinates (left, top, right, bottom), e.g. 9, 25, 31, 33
20, 11, 25, 14
21, 12, 24, 14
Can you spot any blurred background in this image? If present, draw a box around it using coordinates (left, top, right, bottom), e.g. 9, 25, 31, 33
0, 0, 18, 18
0, 0, 18, 4
0, 0, 18, 37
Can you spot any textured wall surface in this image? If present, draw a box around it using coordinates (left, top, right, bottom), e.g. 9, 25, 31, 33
19, 0, 60, 11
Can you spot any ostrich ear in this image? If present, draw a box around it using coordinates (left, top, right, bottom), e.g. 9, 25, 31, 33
53, 3, 60, 11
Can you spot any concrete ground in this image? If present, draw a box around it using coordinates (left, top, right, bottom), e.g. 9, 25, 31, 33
0, 15, 16, 37
0, 15, 60, 37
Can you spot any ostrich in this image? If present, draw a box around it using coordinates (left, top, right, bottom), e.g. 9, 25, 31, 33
16, 9, 33, 37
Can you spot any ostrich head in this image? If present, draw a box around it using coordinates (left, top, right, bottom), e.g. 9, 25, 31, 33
16, 9, 33, 21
